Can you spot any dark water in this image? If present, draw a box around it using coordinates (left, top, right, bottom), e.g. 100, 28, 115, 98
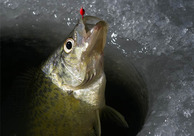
1, 36, 148, 136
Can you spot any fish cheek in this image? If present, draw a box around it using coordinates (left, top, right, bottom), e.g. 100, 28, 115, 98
64, 50, 80, 65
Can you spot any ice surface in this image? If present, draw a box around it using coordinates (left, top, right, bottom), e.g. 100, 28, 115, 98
1, 0, 194, 135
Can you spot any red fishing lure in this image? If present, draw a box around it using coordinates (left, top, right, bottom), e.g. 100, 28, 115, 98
80, 7, 85, 18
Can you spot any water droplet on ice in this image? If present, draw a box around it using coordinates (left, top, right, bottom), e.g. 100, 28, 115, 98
32, 11, 36, 15
32, 10, 40, 16
54, 14, 57, 18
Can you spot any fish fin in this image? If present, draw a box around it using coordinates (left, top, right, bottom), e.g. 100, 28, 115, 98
94, 110, 101, 136
101, 106, 129, 128
14, 67, 41, 90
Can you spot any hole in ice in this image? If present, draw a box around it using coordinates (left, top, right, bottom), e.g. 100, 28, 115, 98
1, 34, 148, 136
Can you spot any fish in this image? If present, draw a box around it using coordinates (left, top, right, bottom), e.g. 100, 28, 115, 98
15, 16, 128, 136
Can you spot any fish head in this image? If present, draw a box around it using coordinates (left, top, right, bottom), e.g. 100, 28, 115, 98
42, 16, 108, 89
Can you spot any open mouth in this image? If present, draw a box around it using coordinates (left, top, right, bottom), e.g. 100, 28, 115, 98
81, 16, 108, 54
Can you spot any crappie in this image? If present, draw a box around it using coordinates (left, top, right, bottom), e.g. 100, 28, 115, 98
15, 16, 128, 136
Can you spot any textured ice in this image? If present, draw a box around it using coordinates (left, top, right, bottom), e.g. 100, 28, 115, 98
1, 0, 194, 135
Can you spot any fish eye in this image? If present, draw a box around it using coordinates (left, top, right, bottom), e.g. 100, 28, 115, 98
64, 38, 74, 53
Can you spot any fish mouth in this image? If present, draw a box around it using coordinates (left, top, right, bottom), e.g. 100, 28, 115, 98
81, 16, 108, 54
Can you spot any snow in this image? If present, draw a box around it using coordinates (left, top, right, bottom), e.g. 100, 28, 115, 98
1, 0, 194, 135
